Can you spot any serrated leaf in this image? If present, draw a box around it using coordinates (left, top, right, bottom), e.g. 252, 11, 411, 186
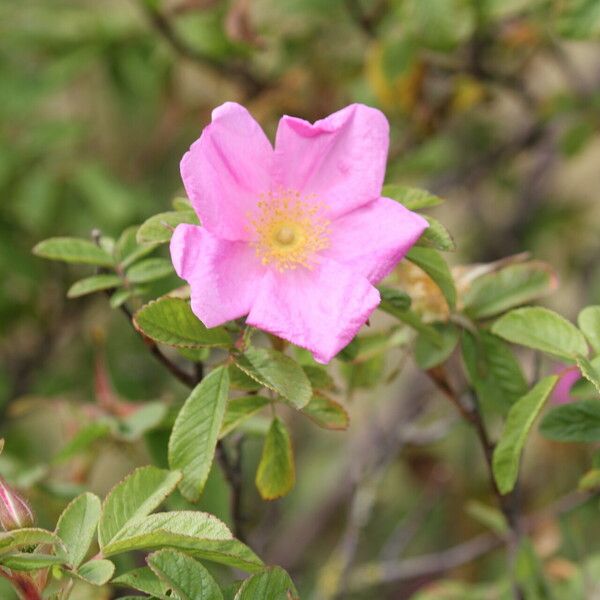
255, 418, 295, 500
462, 331, 528, 413
33, 237, 114, 267
407, 247, 456, 309
98, 466, 182, 548
302, 365, 334, 390
382, 185, 444, 209
417, 216, 455, 251
0, 529, 62, 554
102, 511, 263, 572
169, 368, 230, 502
492, 307, 588, 361
301, 395, 349, 430
53, 421, 112, 463
0, 553, 65, 570
137, 211, 199, 245
577, 355, 600, 395
234, 566, 298, 600
75, 559, 115, 585
235, 348, 312, 409
126, 258, 174, 284
414, 323, 459, 369
67, 275, 122, 298
148, 549, 224, 600
220, 395, 270, 439
540, 400, 600, 442
56, 492, 101, 567
493, 376, 558, 494
134, 298, 231, 348
463, 262, 557, 320
113, 567, 170, 599
578, 306, 600, 353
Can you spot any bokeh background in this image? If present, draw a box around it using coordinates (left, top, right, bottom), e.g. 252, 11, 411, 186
2, 1, 600, 598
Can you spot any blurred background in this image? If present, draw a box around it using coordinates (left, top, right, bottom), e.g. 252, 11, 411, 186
2, 0, 600, 598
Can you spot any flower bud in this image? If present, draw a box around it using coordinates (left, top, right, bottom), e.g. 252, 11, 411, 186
0, 478, 34, 531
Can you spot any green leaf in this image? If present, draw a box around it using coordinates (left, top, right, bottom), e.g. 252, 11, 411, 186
463, 262, 557, 320
377, 286, 412, 312
101, 511, 263, 573
302, 365, 334, 390
234, 566, 298, 600
235, 348, 312, 409
33, 237, 114, 267
465, 500, 509, 536
169, 367, 230, 502
75, 559, 115, 585
116, 402, 167, 441
540, 400, 600, 442
380, 306, 444, 346
414, 323, 459, 369
98, 466, 182, 548
577, 355, 600, 395
255, 418, 295, 500
492, 307, 588, 361
110, 288, 134, 308
492, 376, 558, 494
407, 247, 456, 309
382, 185, 444, 210
578, 306, 600, 353
0, 529, 63, 554
67, 275, 122, 298
578, 469, 600, 491
417, 216, 455, 251
115, 226, 159, 269
137, 211, 199, 245
148, 549, 224, 600
126, 258, 174, 284
462, 331, 528, 412
0, 553, 65, 571
56, 492, 101, 567
53, 421, 112, 463
172, 197, 192, 211
134, 298, 231, 348
113, 567, 170, 599
220, 395, 271, 439
301, 395, 349, 430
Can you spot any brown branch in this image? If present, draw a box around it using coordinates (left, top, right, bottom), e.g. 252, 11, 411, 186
348, 490, 597, 592
140, 0, 267, 97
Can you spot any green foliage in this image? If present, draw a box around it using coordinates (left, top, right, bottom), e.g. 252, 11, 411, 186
137, 211, 199, 245
301, 395, 349, 430
235, 348, 312, 409
492, 307, 588, 361
98, 466, 182, 548
407, 247, 456, 308
169, 368, 230, 501
67, 274, 122, 298
578, 306, 600, 353
463, 262, 557, 320
134, 298, 232, 348
220, 395, 271, 439
382, 185, 444, 210
493, 376, 558, 494
55, 492, 101, 568
147, 549, 224, 600
234, 566, 298, 599
255, 418, 295, 500
540, 400, 600, 442
33, 237, 114, 266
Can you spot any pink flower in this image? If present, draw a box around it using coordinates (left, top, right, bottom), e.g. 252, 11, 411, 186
170, 103, 428, 363
0, 478, 34, 531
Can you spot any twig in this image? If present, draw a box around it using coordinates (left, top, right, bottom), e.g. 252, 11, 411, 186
140, 0, 267, 96
216, 436, 246, 543
347, 490, 597, 592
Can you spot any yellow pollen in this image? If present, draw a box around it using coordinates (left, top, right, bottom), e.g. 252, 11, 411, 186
248, 189, 330, 271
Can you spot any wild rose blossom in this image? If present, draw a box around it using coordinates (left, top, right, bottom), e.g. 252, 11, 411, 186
171, 102, 428, 362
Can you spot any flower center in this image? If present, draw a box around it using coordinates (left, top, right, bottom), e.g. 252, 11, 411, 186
248, 189, 330, 271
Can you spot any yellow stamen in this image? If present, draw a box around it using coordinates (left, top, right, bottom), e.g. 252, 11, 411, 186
248, 189, 330, 271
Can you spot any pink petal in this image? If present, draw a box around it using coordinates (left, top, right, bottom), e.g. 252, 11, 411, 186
246, 260, 380, 363
273, 104, 389, 219
181, 102, 273, 241
170, 224, 266, 327
551, 365, 581, 405
324, 197, 429, 284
